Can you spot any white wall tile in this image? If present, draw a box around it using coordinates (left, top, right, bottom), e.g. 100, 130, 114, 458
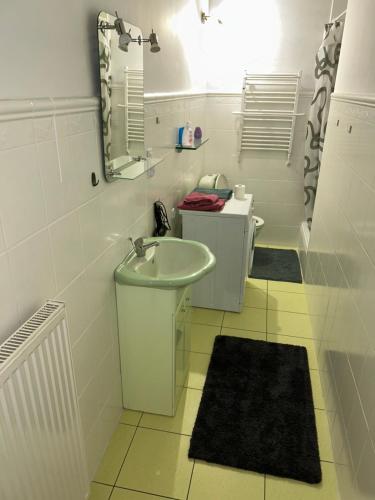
56, 273, 91, 346
33, 117, 55, 143
49, 211, 84, 291
0, 218, 5, 252
0, 145, 46, 246
356, 439, 375, 500
307, 97, 375, 496
72, 294, 116, 396
0, 119, 34, 150
201, 95, 307, 244
9, 229, 56, 323
36, 140, 65, 223
79, 197, 108, 265
0, 96, 207, 480
0, 252, 19, 343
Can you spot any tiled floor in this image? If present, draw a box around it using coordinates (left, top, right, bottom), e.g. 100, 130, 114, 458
88, 277, 338, 500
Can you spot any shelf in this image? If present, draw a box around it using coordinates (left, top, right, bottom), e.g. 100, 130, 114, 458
108, 156, 164, 181
175, 138, 209, 152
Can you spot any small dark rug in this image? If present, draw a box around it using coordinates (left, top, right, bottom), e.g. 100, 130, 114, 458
250, 247, 302, 283
189, 336, 321, 484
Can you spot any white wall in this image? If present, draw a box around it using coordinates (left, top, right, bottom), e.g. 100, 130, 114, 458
202, 93, 310, 247
330, 0, 348, 19
0, 0, 207, 98
305, 2, 375, 499
0, 95, 206, 478
335, 0, 375, 96
199, 0, 330, 246
306, 95, 375, 500
0, 0, 207, 480
206, 0, 331, 92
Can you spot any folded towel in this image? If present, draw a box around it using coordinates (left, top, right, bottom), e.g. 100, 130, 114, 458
193, 188, 233, 200
183, 192, 219, 206
178, 198, 225, 212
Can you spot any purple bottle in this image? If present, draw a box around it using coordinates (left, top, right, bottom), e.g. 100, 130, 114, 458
194, 126, 202, 146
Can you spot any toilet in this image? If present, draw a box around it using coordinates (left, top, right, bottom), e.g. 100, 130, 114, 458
198, 174, 265, 239
253, 215, 264, 237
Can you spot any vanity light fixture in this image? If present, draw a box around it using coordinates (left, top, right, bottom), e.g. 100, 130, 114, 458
98, 11, 161, 53
200, 10, 223, 24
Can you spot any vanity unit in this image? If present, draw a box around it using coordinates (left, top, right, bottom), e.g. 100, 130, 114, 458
180, 194, 255, 312
115, 237, 215, 416
116, 284, 191, 416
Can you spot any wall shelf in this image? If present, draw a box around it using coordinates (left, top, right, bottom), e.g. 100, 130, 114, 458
109, 157, 164, 180
175, 138, 209, 152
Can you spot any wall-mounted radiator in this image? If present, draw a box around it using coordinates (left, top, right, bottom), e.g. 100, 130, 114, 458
234, 72, 303, 165
0, 301, 89, 500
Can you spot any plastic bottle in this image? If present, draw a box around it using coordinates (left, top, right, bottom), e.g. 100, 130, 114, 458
182, 121, 194, 147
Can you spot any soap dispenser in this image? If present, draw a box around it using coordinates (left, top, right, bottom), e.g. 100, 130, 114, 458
182, 121, 194, 147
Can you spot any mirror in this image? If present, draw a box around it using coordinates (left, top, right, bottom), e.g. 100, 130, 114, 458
97, 11, 150, 181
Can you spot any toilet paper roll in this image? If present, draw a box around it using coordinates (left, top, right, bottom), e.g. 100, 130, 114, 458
234, 184, 246, 200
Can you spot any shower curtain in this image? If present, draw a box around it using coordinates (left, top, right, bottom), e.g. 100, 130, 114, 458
304, 22, 344, 227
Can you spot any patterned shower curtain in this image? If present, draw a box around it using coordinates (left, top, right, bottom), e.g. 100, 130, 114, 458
304, 22, 344, 227
98, 20, 112, 163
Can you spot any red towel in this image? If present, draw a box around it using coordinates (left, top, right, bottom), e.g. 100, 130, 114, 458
178, 199, 225, 211
182, 192, 219, 206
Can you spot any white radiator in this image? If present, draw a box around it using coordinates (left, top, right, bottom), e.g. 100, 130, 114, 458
0, 301, 89, 500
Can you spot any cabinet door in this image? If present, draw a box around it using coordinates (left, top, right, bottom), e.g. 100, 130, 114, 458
174, 288, 192, 411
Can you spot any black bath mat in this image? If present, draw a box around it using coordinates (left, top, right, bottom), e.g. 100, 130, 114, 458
250, 247, 302, 283
189, 336, 321, 484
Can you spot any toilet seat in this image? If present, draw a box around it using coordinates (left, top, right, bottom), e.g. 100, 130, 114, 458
198, 174, 229, 189
253, 215, 264, 227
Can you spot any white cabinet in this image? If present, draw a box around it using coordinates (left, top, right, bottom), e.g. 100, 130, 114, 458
180, 194, 254, 312
116, 284, 191, 416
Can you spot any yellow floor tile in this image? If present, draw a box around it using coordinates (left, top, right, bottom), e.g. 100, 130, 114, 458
246, 277, 267, 290
221, 327, 266, 341
266, 245, 296, 250
117, 428, 193, 499
185, 352, 210, 390
315, 409, 334, 462
268, 280, 306, 294
190, 323, 220, 354
223, 307, 267, 332
267, 334, 318, 370
268, 290, 309, 314
139, 388, 202, 435
94, 424, 136, 485
191, 307, 224, 326
265, 462, 338, 500
310, 371, 325, 410
111, 487, 170, 499
267, 310, 313, 338
88, 482, 112, 500
243, 287, 267, 309
120, 409, 142, 426
188, 462, 264, 500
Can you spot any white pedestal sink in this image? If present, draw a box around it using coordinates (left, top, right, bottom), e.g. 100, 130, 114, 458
115, 237, 216, 416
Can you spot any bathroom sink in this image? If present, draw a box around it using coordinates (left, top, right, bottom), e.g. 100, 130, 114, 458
115, 237, 216, 288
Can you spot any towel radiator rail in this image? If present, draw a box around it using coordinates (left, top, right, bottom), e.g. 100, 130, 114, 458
235, 72, 303, 165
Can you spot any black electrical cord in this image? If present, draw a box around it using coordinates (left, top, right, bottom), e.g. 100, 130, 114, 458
153, 200, 171, 236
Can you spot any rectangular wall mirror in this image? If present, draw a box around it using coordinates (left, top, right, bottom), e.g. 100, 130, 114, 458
98, 11, 158, 181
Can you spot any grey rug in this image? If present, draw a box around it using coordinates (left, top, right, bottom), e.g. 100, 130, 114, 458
189, 336, 321, 484
250, 247, 302, 283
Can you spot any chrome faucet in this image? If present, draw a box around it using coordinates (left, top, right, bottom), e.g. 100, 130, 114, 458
130, 237, 159, 257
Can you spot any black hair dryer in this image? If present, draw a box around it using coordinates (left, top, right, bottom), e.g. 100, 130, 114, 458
153, 200, 171, 237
